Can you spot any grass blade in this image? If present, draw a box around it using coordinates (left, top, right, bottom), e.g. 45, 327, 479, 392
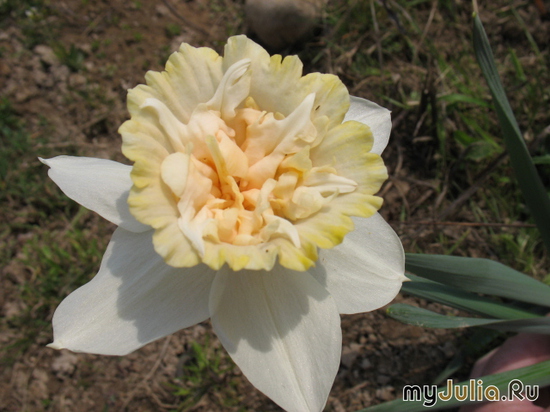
405, 254, 550, 307
438, 93, 490, 108
473, 14, 550, 251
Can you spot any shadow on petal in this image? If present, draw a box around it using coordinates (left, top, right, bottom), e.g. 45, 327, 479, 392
107, 228, 215, 353
114, 189, 150, 233
50, 227, 214, 355
209, 265, 331, 352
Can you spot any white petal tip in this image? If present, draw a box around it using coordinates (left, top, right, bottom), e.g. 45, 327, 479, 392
402, 274, 412, 282
230, 58, 252, 77
38, 157, 49, 166
47, 341, 65, 350
237, 57, 252, 67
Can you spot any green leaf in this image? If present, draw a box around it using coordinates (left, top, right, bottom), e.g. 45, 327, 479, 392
473, 14, 550, 251
402, 273, 540, 319
405, 254, 550, 307
358, 359, 550, 411
386, 304, 550, 334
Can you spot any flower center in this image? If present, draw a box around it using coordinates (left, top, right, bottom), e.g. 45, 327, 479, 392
122, 47, 387, 272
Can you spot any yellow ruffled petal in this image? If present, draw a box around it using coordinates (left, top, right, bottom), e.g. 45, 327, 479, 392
223, 36, 349, 129
129, 45, 223, 124
202, 241, 278, 271
287, 120, 387, 252
152, 220, 200, 267
310, 120, 388, 194
299, 72, 350, 129
296, 193, 383, 250
276, 237, 318, 272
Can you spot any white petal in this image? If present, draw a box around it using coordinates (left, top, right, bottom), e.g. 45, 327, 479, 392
40, 156, 149, 233
344, 96, 391, 155
49, 228, 216, 355
210, 266, 341, 412
310, 213, 405, 314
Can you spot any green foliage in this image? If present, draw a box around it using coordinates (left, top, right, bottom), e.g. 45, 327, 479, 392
19, 218, 106, 308
372, 10, 550, 410
2, 218, 107, 361
388, 304, 550, 334
0, 98, 77, 211
390, 253, 550, 336
323, 0, 549, 186
405, 254, 550, 307
402, 273, 541, 320
491, 230, 543, 276
473, 13, 550, 251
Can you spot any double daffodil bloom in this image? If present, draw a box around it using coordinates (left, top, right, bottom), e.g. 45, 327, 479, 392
42, 36, 405, 412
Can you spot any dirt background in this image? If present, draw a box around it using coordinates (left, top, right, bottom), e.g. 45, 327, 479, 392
1, 0, 549, 411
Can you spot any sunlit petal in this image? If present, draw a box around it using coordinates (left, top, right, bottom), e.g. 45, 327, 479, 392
310, 213, 406, 314
210, 265, 341, 412
40, 156, 149, 233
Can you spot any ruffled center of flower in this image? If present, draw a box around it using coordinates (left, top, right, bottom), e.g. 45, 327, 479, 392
142, 60, 357, 263
122, 44, 388, 271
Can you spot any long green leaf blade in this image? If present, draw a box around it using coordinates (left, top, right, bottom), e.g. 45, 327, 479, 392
473, 14, 550, 250
403, 274, 540, 319
405, 254, 550, 307
387, 304, 550, 334
358, 359, 550, 411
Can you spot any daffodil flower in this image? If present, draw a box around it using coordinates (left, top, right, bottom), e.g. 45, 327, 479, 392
42, 36, 405, 412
